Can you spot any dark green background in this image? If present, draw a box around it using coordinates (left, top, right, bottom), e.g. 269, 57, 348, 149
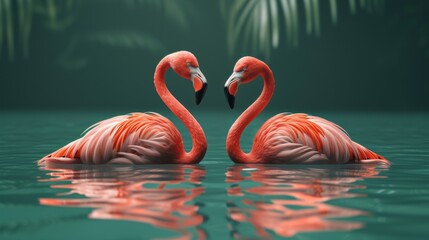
1, 0, 428, 112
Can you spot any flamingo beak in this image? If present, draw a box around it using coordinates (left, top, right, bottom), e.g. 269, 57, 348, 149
224, 71, 242, 109
224, 86, 235, 109
195, 82, 208, 105
190, 67, 208, 105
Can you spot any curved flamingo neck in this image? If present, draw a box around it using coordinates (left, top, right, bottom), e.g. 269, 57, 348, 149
226, 65, 274, 163
154, 56, 207, 164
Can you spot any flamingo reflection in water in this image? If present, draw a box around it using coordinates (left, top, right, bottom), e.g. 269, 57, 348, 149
226, 164, 387, 238
39, 164, 207, 240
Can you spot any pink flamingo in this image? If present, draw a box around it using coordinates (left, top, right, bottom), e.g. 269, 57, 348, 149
39, 51, 207, 165
224, 56, 389, 164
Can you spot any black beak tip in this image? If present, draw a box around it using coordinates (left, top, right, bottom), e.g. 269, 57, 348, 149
224, 86, 235, 109
195, 83, 207, 105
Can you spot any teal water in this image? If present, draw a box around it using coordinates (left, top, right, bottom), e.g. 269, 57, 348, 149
1, 111, 428, 240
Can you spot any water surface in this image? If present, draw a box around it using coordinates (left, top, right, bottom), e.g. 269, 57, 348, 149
1, 111, 428, 239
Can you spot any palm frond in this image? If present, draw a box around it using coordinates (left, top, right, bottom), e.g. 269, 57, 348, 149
330, 0, 338, 24
125, 0, 191, 29
1, 0, 190, 62
0, 0, 75, 62
224, 0, 385, 59
87, 31, 167, 53
280, 0, 293, 46
59, 31, 168, 70
312, 0, 321, 37
303, 0, 313, 35
349, 0, 357, 14
17, 0, 33, 58
269, 0, 279, 48
3, 0, 15, 61
290, 0, 299, 46
227, 0, 257, 55
0, 0, 4, 60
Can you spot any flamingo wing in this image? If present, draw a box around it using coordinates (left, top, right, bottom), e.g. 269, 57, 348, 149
252, 113, 386, 164
38, 113, 184, 165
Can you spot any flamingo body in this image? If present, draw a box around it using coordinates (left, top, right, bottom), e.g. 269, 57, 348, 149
39, 51, 208, 165
224, 56, 389, 165
39, 113, 184, 165
250, 113, 387, 164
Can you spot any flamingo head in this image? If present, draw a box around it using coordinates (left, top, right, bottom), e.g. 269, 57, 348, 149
224, 56, 267, 109
169, 51, 208, 105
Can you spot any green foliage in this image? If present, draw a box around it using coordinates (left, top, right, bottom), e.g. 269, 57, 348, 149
224, 0, 385, 59
0, 0, 387, 63
0, 0, 189, 63
0, 0, 76, 61
124, 0, 190, 30
59, 31, 168, 70
57, 0, 191, 70
0, 0, 16, 61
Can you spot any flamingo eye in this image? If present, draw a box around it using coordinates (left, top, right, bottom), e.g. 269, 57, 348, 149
237, 66, 247, 72
187, 61, 198, 69
187, 63, 198, 69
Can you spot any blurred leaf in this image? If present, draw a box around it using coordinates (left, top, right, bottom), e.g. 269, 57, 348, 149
4, 0, 15, 60
17, 0, 33, 58
124, 0, 191, 30
53, 0, 192, 69
227, 0, 255, 55
303, 0, 313, 35
0, 0, 3, 60
280, 0, 293, 46
312, 0, 321, 37
329, 0, 337, 24
290, 0, 299, 46
87, 31, 168, 53
0, 0, 75, 62
224, 0, 385, 59
349, 0, 357, 15
59, 31, 168, 70
39, 0, 75, 30
269, 0, 279, 48
1, 0, 191, 62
